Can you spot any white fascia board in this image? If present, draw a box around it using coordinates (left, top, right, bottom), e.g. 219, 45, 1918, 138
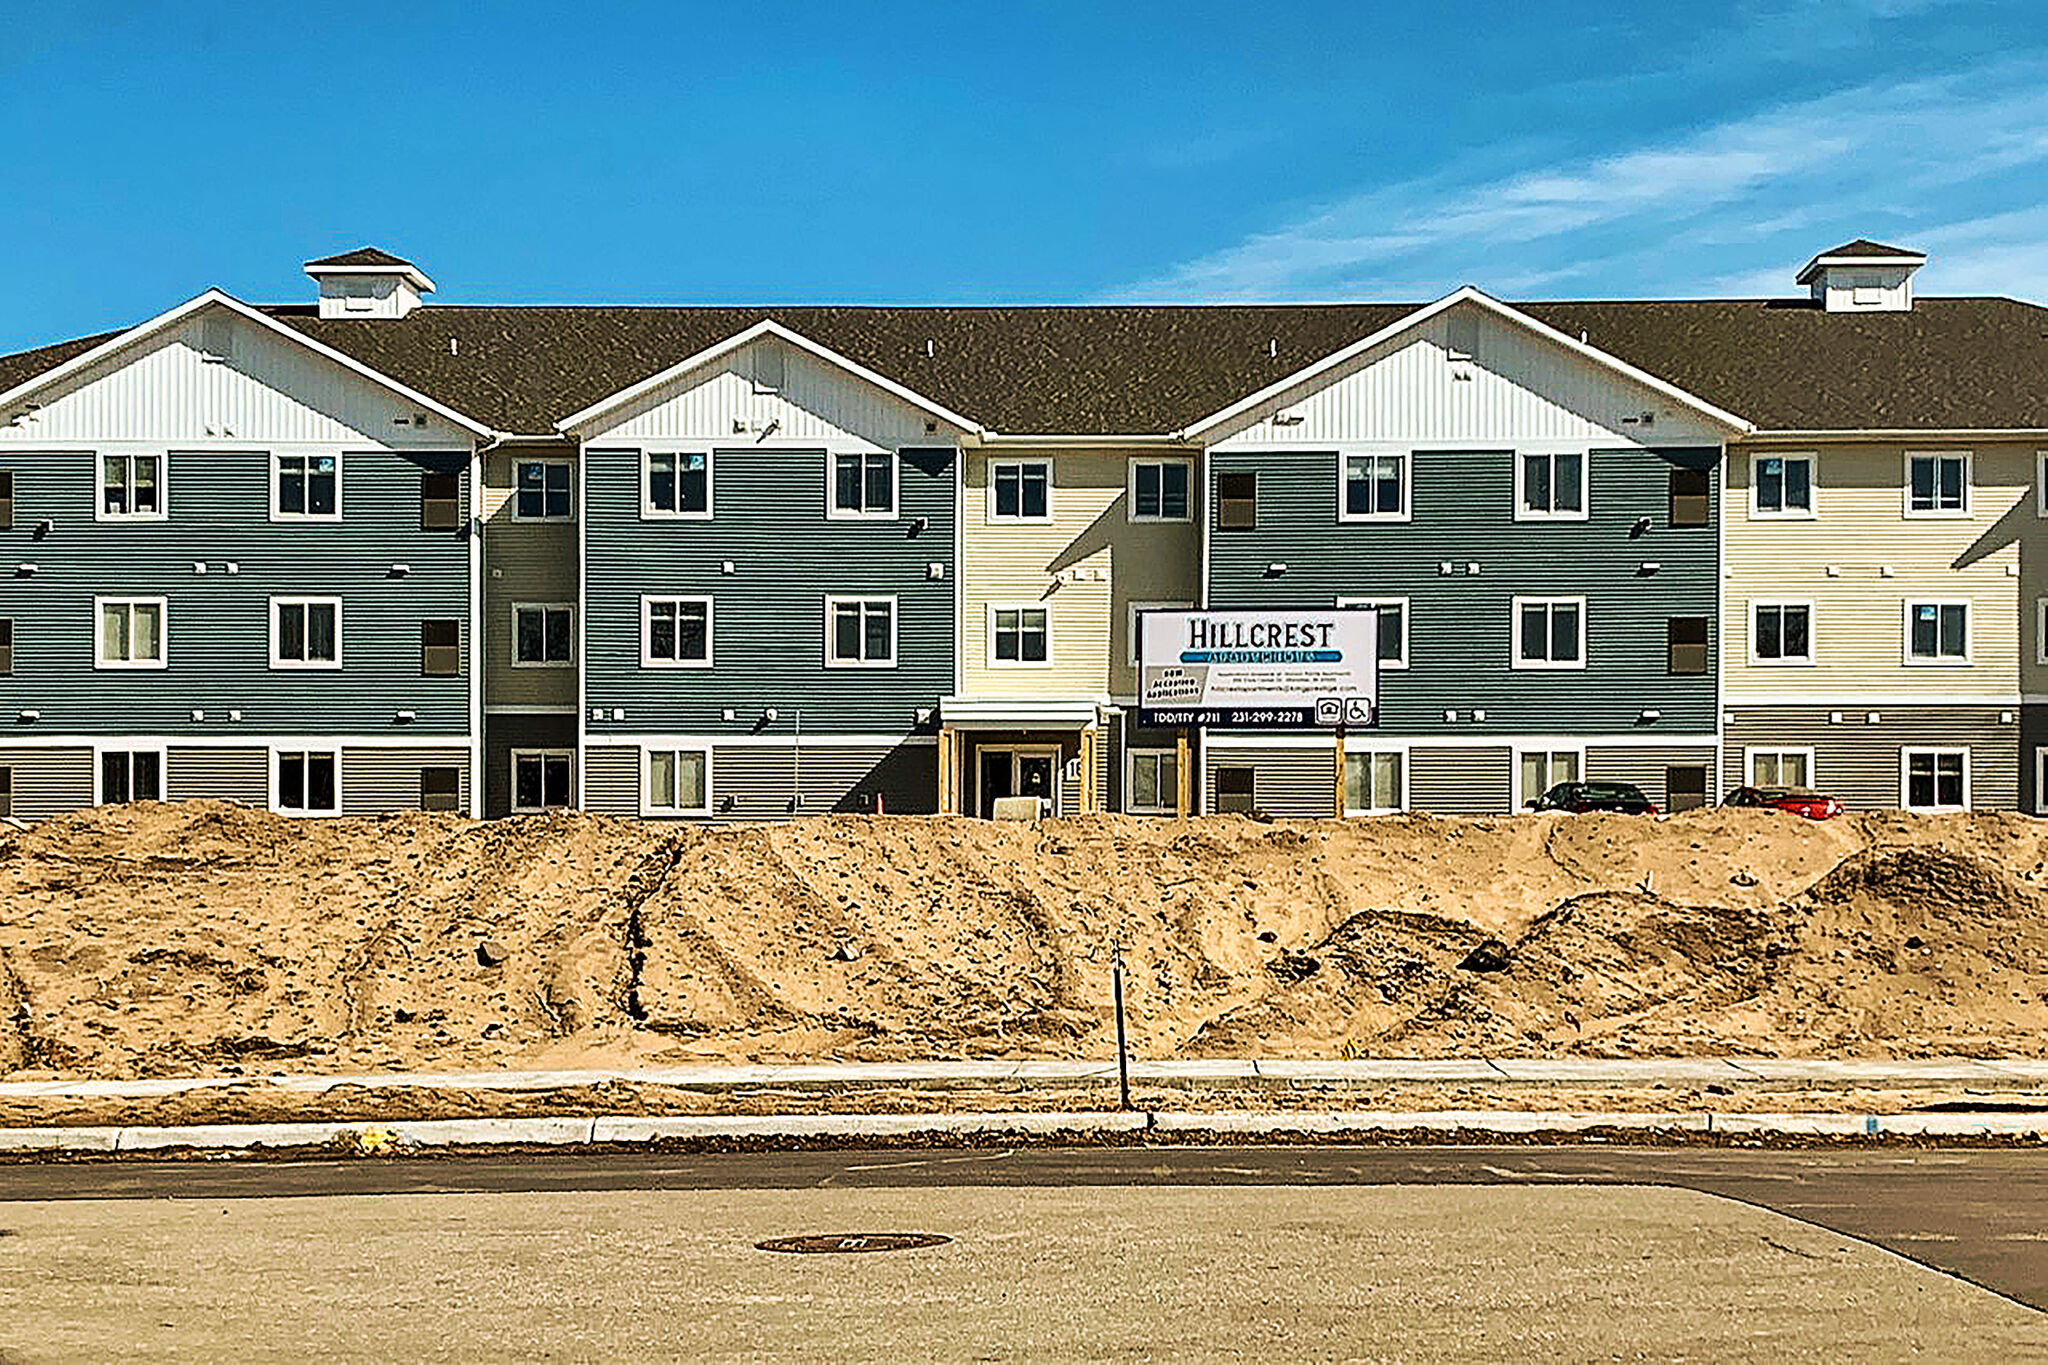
1742, 428, 2048, 443
554, 318, 981, 438
1174, 286, 1755, 444
976, 432, 1198, 448
1796, 253, 1924, 283
301, 261, 437, 293
0, 289, 495, 439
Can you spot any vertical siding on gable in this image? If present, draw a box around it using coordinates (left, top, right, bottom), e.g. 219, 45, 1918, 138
0, 746, 92, 820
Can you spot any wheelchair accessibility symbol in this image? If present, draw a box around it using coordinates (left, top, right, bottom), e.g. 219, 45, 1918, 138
1344, 697, 1375, 726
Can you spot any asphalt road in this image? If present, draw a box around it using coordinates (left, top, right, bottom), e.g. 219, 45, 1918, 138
4, 1145, 2046, 1313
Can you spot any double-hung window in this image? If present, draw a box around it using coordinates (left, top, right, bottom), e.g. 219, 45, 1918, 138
99, 749, 162, 805
271, 597, 341, 669
515, 460, 571, 520
514, 603, 574, 667
1753, 453, 1814, 517
1751, 602, 1812, 664
990, 605, 1049, 665
830, 452, 896, 518
826, 596, 895, 667
1343, 751, 1404, 815
1336, 597, 1408, 670
1903, 749, 1967, 811
1340, 454, 1407, 521
1127, 749, 1179, 814
0, 618, 13, 675
511, 750, 574, 813
275, 750, 339, 815
644, 452, 711, 517
1906, 452, 1968, 515
642, 597, 711, 667
1518, 749, 1580, 806
992, 461, 1050, 521
1512, 597, 1584, 669
1130, 460, 1192, 522
275, 454, 339, 519
1906, 601, 1968, 662
1516, 452, 1586, 519
99, 454, 163, 520
96, 597, 165, 669
646, 748, 710, 816
1749, 749, 1812, 788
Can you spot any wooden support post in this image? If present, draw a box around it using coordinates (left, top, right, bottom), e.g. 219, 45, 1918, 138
1079, 728, 1098, 815
938, 726, 956, 814
1333, 724, 1347, 818
1175, 727, 1192, 818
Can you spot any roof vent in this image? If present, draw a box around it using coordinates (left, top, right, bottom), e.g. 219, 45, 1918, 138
1796, 239, 1924, 313
304, 246, 435, 320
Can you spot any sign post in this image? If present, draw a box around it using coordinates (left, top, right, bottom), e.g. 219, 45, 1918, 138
1333, 724, 1346, 817
1175, 728, 1191, 818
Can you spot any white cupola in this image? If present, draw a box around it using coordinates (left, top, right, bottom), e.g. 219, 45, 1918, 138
1796, 239, 1925, 313
304, 246, 435, 319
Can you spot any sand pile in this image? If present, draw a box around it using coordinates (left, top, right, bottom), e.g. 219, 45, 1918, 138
4, 802, 2048, 1078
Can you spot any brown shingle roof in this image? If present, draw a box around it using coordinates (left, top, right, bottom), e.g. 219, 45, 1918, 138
304, 247, 417, 269
1814, 239, 1925, 260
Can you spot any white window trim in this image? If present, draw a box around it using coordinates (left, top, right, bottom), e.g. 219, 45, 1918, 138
1512, 745, 1586, 808
1336, 595, 1410, 671
94, 452, 169, 523
1744, 746, 1818, 789
640, 595, 713, 669
1748, 599, 1815, 667
512, 457, 574, 523
1512, 451, 1590, 522
642, 745, 714, 818
270, 451, 344, 523
269, 596, 343, 671
267, 746, 342, 817
1900, 746, 1970, 812
988, 459, 1054, 525
1127, 457, 1195, 524
509, 748, 577, 814
1336, 451, 1412, 524
1903, 450, 1971, 519
639, 450, 714, 521
1749, 450, 1817, 520
824, 594, 899, 669
93, 595, 168, 670
92, 742, 167, 806
1902, 599, 1972, 666
1342, 748, 1409, 816
826, 450, 899, 520
2037, 452, 2048, 519
986, 601, 1052, 669
2036, 746, 2048, 815
1128, 600, 1195, 666
2037, 598, 2048, 665
1510, 595, 1587, 671
511, 601, 576, 669
1124, 747, 1180, 815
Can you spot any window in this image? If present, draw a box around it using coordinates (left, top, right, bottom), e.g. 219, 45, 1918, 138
644, 451, 712, 517
1753, 453, 1814, 517
1216, 766, 1255, 814
274, 750, 339, 815
1905, 601, 1968, 663
1666, 766, 1710, 813
1516, 452, 1586, 519
98, 749, 162, 805
96, 597, 165, 669
0, 618, 11, 675
1512, 597, 1584, 669
1906, 452, 1968, 515
1518, 749, 1580, 805
1215, 472, 1257, 529
99, 454, 163, 520
271, 598, 341, 669
1131, 460, 1192, 522
830, 451, 896, 517
275, 454, 339, 519
419, 767, 462, 813
1902, 748, 1968, 811
511, 750, 574, 813
1337, 598, 1409, 670
514, 603, 574, 667
0, 470, 12, 528
1668, 466, 1710, 528
1749, 749, 1813, 787
420, 472, 460, 530
992, 461, 1050, 521
1667, 616, 1709, 675
646, 748, 710, 816
990, 605, 1049, 665
1127, 749, 1178, 814
1128, 600, 1194, 665
2038, 598, 2048, 664
1341, 454, 1407, 521
826, 597, 896, 667
421, 619, 461, 676
0, 767, 10, 819
2038, 453, 2048, 518
642, 597, 711, 667
1343, 751, 1404, 814
1751, 603, 1812, 665
515, 460, 572, 520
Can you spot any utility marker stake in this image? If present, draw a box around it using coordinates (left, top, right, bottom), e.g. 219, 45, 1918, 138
1112, 943, 1132, 1112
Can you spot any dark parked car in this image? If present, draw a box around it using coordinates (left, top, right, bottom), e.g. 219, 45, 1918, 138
1527, 781, 1659, 814
1723, 785, 1842, 820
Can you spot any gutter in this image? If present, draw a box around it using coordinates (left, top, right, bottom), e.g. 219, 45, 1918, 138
1741, 429, 2048, 443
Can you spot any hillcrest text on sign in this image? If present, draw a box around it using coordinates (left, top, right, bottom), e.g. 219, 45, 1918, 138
1136, 608, 1380, 729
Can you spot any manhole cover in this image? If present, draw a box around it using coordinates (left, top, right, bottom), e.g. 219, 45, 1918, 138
756, 1232, 951, 1254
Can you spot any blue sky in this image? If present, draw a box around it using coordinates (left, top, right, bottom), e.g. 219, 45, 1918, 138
3, 0, 2044, 351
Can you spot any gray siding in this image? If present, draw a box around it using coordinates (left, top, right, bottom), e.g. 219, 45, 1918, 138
1204, 447, 1720, 736
1723, 706, 2018, 811
1409, 745, 1512, 814
0, 746, 92, 820
584, 745, 639, 817
483, 712, 578, 819
1584, 745, 1719, 810
340, 746, 471, 817
0, 448, 472, 736
1204, 743, 1336, 817
166, 746, 267, 805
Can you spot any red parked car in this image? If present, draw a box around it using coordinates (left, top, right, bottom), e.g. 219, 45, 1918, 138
1723, 785, 1842, 819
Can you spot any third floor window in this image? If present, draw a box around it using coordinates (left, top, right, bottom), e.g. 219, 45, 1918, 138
276, 454, 339, 519
100, 454, 163, 520
1341, 454, 1406, 520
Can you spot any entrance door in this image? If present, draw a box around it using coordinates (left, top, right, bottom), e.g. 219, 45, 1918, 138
977, 747, 1061, 817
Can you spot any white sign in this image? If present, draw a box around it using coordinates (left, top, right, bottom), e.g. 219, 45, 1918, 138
1136, 608, 1379, 729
